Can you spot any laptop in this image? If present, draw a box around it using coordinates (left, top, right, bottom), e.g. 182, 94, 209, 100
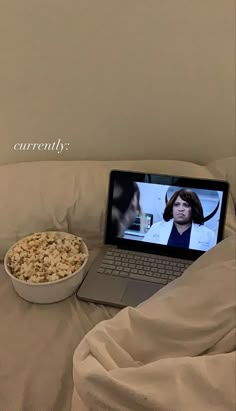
76, 169, 229, 307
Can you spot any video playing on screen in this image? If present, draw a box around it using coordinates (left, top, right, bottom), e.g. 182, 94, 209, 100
111, 179, 224, 252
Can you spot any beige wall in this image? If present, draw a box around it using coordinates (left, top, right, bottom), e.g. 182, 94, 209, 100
0, 0, 235, 166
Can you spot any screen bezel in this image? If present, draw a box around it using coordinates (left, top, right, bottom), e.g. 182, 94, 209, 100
104, 169, 229, 261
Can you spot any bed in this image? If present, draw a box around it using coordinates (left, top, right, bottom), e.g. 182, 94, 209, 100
0, 157, 235, 411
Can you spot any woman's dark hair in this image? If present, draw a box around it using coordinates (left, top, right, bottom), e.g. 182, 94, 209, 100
163, 189, 204, 224
111, 179, 141, 236
112, 179, 141, 214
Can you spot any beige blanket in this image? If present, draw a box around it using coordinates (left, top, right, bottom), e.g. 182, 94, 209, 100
0, 247, 120, 411
72, 234, 236, 411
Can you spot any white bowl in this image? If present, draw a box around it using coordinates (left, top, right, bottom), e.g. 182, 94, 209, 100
4, 231, 89, 304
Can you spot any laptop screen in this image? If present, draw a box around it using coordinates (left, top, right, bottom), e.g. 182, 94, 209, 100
105, 170, 229, 258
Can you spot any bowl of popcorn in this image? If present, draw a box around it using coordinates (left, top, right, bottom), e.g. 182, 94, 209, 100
4, 231, 89, 303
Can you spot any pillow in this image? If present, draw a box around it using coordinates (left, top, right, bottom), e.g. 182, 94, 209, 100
0, 159, 235, 260
206, 156, 236, 208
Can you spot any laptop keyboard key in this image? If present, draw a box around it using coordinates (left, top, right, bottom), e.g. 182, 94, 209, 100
102, 259, 114, 265
138, 270, 145, 275
153, 273, 162, 278
130, 274, 168, 285
131, 268, 138, 274
104, 268, 112, 274
119, 271, 129, 277
102, 264, 115, 270
159, 269, 165, 274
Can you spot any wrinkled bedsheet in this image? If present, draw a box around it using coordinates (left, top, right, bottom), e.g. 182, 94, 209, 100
0, 245, 120, 411
72, 234, 236, 411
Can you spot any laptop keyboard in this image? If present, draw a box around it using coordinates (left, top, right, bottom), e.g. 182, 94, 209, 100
97, 248, 192, 286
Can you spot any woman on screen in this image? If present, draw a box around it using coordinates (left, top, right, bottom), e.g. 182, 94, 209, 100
111, 180, 144, 238
143, 189, 217, 251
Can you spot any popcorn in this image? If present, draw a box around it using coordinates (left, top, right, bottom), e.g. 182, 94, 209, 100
6, 232, 87, 283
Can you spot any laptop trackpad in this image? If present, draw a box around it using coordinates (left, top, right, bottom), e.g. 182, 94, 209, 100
121, 281, 161, 307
